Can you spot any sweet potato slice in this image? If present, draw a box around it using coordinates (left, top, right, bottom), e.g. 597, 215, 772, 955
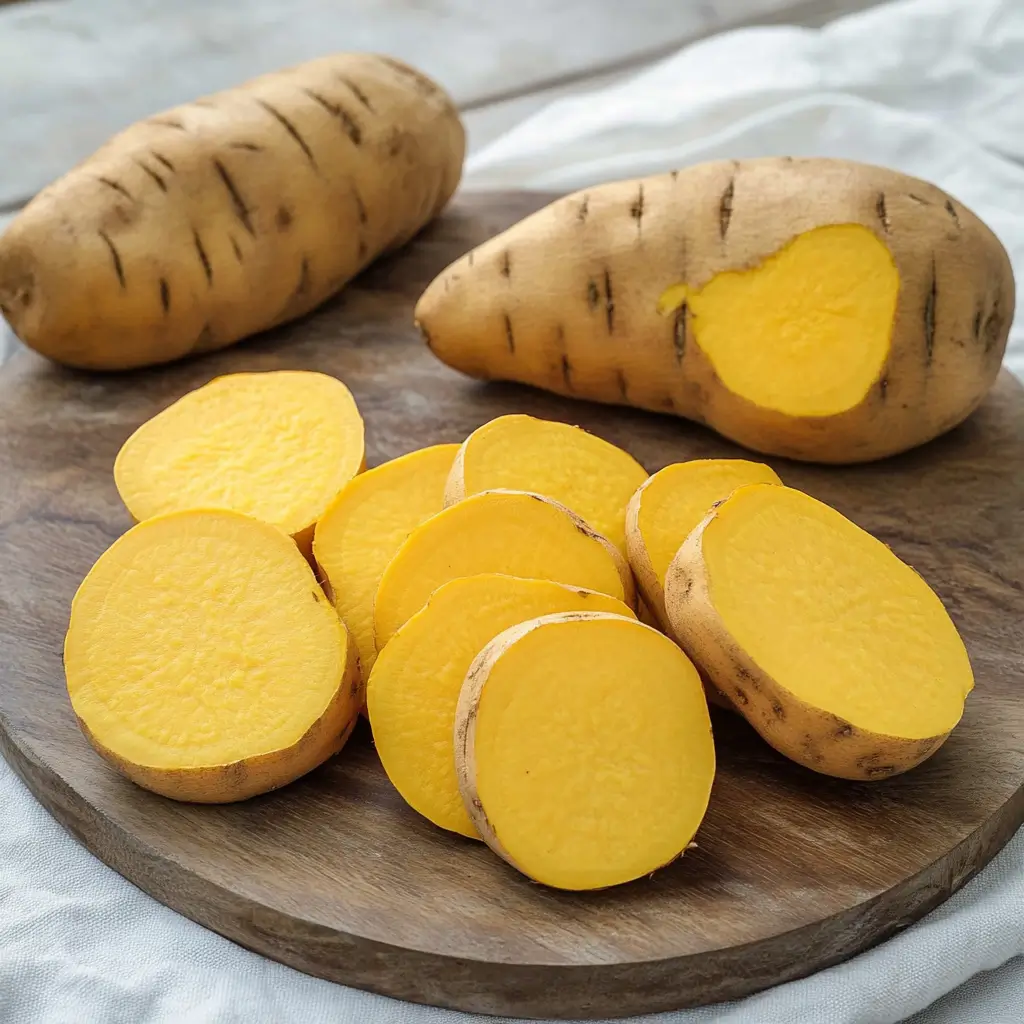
665, 483, 973, 779
445, 414, 648, 553
313, 443, 459, 681
455, 612, 714, 889
114, 370, 364, 557
65, 509, 361, 802
373, 489, 634, 648
368, 574, 635, 837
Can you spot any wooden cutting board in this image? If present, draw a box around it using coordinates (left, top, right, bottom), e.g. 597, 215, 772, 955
1, 191, 1022, 1020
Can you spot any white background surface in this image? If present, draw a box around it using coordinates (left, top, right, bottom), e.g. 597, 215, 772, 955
1, 0, 1023, 1021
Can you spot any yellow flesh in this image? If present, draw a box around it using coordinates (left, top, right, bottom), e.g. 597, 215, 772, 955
703, 485, 973, 738
373, 490, 629, 648
658, 225, 898, 417
455, 415, 647, 553
368, 575, 635, 837
638, 460, 782, 585
114, 371, 364, 537
473, 615, 714, 890
313, 444, 459, 678
65, 510, 345, 769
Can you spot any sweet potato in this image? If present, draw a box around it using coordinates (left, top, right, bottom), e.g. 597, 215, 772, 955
445, 414, 647, 554
368, 574, 635, 838
65, 509, 362, 803
114, 370, 364, 558
0, 53, 464, 370
415, 158, 1014, 463
313, 443, 459, 684
373, 489, 634, 649
664, 483, 973, 779
454, 611, 714, 890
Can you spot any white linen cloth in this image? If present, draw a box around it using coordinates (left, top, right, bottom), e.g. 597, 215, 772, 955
2, 0, 1023, 1020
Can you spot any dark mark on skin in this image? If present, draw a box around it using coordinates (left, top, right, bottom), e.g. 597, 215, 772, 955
561, 355, 573, 390
908, 193, 928, 205
631, 184, 644, 232
193, 230, 213, 285
577, 195, 589, 222
944, 198, 960, 228
673, 303, 688, 364
719, 178, 735, 238
770, 699, 786, 720
229, 140, 262, 151
98, 177, 133, 201
338, 75, 374, 111
733, 687, 749, 706
876, 192, 890, 233
159, 278, 170, 314
616, 369, 628, 400
134, 158, 167, 192
353, 188, 368, 225
357, 238, 368, 261
467, 251, 475, 268
230, 235, 243, 262
500, 250, 511, 279
670, 169, 679, 181
879, 375, 889, 401
865, 765, 897, 778
350, 678, 361, 697
504, 313, 515, 353
214, 160, 255, 237
258, 99, 317, 167
973, 307, 983, 341
302, 88, 362, 146
295, 256, 311, 296
603, 269, 615, 333
681, 577, 693, 599
312, 589, 321, 602
983, 292, 1003, 353
587, 280, 600, 311
276, 206, 293, 231
834, 720, 854, 738
149, 116, 186, 130
924, 260, 937, 364
152, 151, 175, 172
98, 231, 126, 288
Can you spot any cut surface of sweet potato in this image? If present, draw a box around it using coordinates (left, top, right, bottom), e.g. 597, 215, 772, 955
368, 574, 635, 837
65, 509, 361, 802
445, 414, 648, 553
373, 489, 634, 648
313, 443, 459, 681
455, 611, 715, 890
114, 370, 364, 554
666, 483, 973, 778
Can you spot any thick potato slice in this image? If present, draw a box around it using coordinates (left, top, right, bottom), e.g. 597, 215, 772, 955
373, 489, 634, 648
445, 414, 648, 553
665, 483, 973, 779
455, 612, 715, 889
625, 459, 781, 629
0, 53, 464, 370
416, 158, 1014, 463
313, 443, 459, 681
368, 574, 635, 838
114, 370, 364, 557
65, 509, 361, 803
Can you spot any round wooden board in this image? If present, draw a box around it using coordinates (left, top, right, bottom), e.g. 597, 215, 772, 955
1, 192, 1022, 1020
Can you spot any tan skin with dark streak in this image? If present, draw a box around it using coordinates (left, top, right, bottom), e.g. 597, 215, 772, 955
0, 53, 464, 370
415, 158, 1014, 464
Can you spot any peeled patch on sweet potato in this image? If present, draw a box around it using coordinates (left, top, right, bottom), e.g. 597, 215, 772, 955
455, 612, 715, 890
373, 489, 635, 649
416, 158, 1014, 463
664, 484, 973, 779
367, 574, 635, 838
114, 370, 364, 558
65, 509, 362, 803
445, 414, 648, 554
0, 53, 464, 370
313, 443, 459, 682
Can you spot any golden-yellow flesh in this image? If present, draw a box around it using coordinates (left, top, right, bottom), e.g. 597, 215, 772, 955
661, 224, 898, 418
114, 371, 364, 539
449, 414, 647, 552
634, 459, 782, 591
368, 574, 635, 837
702, 485, 973, 737
65, 510, 349, 771
373, 489, 632, 648
464, 614, 715, 890
313, 443, 459, 679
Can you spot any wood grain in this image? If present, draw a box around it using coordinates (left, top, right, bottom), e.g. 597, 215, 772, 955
0, 192, 1022, 1019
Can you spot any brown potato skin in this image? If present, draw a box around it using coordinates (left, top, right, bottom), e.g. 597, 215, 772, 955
663, 507, 951, 780
0, 54, 464, 370
416, 158, 1014, 464
79, 628, 363, 803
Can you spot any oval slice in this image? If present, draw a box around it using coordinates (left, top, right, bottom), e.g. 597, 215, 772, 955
373, 489, 635, 648
665, 483, 974, 779
368, 574, 636, 837
65, 509, 361, 802
455, 612, 715, 890
114, 371, 365, 556
626, 459, 782, 628
313, 443, 459, 681
446, 414, 648, 553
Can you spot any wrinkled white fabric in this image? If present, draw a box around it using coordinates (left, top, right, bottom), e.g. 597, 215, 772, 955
2, 0, 1023, 1021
